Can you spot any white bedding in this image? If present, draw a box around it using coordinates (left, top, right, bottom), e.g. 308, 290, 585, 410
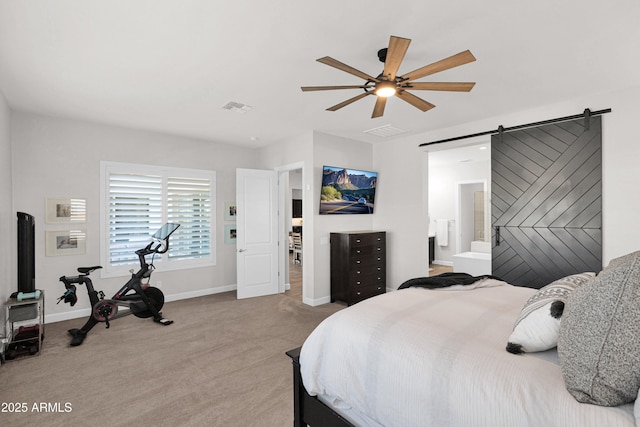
300, 280, 636, 427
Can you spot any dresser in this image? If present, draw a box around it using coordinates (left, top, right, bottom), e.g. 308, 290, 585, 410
330, 231, 386, 305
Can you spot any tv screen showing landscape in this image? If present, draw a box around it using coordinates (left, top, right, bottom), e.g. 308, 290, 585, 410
319, 166, 377, 215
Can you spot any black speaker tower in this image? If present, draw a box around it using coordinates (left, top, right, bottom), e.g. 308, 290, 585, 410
17, 212, 35, 294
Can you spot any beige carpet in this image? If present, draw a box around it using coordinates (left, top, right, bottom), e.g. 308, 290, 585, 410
0, 290, 343, 426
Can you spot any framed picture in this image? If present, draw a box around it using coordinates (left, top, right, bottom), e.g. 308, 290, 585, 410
46, 197, 87, 223
224, 224, 237, 244
224, 201, 237, 221
45, 229, 86, 256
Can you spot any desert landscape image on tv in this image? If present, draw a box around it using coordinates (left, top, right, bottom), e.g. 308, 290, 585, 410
319, 166, 377, 215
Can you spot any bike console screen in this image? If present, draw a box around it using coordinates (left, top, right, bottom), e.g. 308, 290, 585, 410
153, 223, 180, 241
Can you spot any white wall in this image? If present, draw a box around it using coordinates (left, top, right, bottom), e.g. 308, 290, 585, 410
313, 132, 374, 303
0, 91, 12, 310
11, 112, 260, 322
372, 135, 430, 289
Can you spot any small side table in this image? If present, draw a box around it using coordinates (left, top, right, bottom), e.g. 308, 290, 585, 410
3, 291, 45, 361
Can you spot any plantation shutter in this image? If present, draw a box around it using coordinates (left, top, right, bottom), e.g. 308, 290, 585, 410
167, 176, 212, 260
108, 173, 163, 265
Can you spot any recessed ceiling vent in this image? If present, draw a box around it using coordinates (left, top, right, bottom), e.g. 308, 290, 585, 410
222, 101, 252, 113
363, 124, 408, 138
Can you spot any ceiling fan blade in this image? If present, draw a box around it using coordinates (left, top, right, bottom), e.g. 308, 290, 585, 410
403, 82, 476, 92
396, 91, 436, 112
382, 36, 411, 80
326, 92, 371, 111
400, 50, 476, 82
317, 56, 379, 82
372, 96, 387, 118
301, 85, 368, 92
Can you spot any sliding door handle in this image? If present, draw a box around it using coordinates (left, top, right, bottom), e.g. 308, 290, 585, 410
495, 226, 501, 246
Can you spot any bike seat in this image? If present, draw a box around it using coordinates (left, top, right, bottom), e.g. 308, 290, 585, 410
77, 266, 103, 274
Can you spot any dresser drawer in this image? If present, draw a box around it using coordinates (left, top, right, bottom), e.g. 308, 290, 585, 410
349, 232, 386, 247
349, 253, 385, 267
351, 284, 386, 303
349, 269, 385, 286
350, 244, 385, 258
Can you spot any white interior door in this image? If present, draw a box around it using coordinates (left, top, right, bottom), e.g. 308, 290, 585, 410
236, 168, 279, 299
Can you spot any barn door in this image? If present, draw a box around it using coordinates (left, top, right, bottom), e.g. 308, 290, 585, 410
491, 116, 602, 288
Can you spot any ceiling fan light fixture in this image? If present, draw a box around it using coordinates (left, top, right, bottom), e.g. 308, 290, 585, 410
302, 36, 476, 118
375, 81, 397, 97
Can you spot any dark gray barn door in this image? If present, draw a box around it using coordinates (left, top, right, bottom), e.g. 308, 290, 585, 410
491, 117, 602, 288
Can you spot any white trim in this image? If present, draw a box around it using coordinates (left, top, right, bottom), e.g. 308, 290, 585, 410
303, 295, 331, 306
275, 161, 305, 300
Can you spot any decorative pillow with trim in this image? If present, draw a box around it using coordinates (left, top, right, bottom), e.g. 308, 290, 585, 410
558, 250, 640, 406
506, 272, 595, 355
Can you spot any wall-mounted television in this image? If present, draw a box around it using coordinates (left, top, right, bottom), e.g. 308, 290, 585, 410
319, 166, 377, 215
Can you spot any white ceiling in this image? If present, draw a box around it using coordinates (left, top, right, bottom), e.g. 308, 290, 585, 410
0, 0, 638, 148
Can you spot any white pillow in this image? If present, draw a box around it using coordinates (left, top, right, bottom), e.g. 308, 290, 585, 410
506, 272, 595, 354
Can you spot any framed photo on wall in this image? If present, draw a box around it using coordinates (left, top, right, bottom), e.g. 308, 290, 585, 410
46, 197, 87, 223
224, 224, 237, 244
45, 229, 86, 256
224, 201, 237, 222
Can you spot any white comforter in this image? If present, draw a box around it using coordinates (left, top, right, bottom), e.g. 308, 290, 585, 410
300, 280, 636, 427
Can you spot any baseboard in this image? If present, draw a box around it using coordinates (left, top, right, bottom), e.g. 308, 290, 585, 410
45, 285, 238, 324
432, 260, 453, 267
164, 285, 237, 302
47, 307, 93, 324
303, 295, 331, 307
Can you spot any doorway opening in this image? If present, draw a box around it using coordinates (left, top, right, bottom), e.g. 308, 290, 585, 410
427, 143, 491, 273
277, 163, 304, 301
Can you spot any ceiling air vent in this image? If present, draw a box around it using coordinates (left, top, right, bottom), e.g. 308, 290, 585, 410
363, 124, 408, 138
222, 101, 252, 113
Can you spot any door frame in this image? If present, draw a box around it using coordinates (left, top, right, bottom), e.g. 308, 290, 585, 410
276, 161, 305, 296
455, 179, 488, 254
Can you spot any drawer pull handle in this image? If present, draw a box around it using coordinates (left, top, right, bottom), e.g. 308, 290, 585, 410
356, 260, 361, 264
377, 247, 381, 251
356, 250, 361, 254
356, 291, 361, 296
356, 281, 361, 285
356, 271, 361, 274
356, 239, 361, 243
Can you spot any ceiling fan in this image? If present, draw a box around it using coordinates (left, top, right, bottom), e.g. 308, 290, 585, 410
301, 36, 476, 118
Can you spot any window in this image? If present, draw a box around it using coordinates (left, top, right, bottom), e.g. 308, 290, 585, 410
100, 161, 216, 277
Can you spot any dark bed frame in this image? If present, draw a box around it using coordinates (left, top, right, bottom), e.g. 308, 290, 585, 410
286, 347, 356, 427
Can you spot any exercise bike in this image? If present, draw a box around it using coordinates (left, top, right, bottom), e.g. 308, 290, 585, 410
57, 223, 180, 346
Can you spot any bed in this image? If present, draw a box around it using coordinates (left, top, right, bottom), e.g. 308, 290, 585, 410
286, 273, 640, 427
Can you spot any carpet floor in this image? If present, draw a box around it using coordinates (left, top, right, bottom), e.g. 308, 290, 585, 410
0, 290, 343, 426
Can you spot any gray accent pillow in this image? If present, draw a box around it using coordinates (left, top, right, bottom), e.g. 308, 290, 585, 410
558, 250, 640, 406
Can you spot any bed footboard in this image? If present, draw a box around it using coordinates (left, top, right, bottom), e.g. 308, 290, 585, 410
286, 347, 354, 427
